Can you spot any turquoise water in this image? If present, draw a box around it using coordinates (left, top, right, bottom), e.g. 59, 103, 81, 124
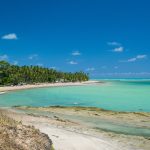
14, 108, 150, 137
0, 80, 150, 112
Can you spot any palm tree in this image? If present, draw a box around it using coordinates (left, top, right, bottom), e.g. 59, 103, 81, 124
0, 61, 89, 86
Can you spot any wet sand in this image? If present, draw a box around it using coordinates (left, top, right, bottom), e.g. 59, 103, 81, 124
0, 81, 150, 150
2, 106, 150, 150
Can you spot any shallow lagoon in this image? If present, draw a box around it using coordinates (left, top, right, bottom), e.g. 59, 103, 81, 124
0, 80, 150, 112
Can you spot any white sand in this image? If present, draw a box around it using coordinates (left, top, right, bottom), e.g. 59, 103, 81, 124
35, 124, 119, 150
0, 81, 100, 93
5, 109, 123, 150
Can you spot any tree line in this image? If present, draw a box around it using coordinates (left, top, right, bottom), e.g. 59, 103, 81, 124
0, 61, 89, 86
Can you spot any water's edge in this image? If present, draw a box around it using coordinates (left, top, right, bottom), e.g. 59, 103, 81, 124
6, 106, 150, 137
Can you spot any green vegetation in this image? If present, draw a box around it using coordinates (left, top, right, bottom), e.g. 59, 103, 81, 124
0, 61, 89, 86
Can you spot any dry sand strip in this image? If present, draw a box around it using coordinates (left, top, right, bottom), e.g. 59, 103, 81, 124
0, 80, 102, 93
34, 123, 120, 150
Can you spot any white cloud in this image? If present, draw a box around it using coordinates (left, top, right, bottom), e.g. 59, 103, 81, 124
113, 46, 124, 52
36, 63, 43, 66
86, 67, 95, 71
72, 51, 81, 56
127, 58, 137, 62
107, 42, 121, 46
68, 61, 78, 65
136, 55, 147, 59
127, 54, 147, 62
13, 61, 18, 65
93, 72, 150, 77
50, 66, 56, 69
28, 54, 38, 60
0, 54, 8, 60
2, 33, 18, 40
108, 41, 124, 52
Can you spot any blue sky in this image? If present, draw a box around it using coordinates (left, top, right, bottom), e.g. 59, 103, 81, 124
0, 0, 150, 78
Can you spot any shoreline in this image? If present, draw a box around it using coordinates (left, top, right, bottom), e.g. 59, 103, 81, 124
14, 106, 150, 135
1, 81, 150, 149
2, 106, 150, 150
0, 80, 102, 93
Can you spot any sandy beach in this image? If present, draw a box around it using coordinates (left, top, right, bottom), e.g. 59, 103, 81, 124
0, 108, 124, 150
1, 107, 150, 150
0, 80, 101, 93
1, 0, 149, 149
0, 81, 150, 150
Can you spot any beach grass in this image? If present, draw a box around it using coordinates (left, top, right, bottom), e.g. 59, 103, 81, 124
0, 109, 53, 150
